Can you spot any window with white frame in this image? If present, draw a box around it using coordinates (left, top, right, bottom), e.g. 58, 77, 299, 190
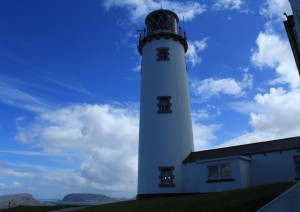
159, 166, 175, 187
294, 155, 300, 178
207, 163, 232, 181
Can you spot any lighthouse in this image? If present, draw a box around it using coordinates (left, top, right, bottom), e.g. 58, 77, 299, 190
137, 9, 194, 199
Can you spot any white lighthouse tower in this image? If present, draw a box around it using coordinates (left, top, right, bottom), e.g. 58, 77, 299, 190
137, 9, 194, 199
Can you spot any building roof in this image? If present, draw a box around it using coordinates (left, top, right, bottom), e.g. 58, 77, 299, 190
183, 136, 300, 163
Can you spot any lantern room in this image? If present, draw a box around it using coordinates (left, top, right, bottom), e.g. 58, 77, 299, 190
138, 9, 188, 55
145, 9, 179, 34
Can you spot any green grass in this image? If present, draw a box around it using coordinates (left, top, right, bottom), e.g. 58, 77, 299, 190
77, 182, 294, 212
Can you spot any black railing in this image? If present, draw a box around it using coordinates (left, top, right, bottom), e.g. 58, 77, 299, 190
139, 26, 186, 42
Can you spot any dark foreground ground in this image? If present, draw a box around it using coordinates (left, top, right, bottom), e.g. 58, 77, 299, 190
4, 182, 295, 212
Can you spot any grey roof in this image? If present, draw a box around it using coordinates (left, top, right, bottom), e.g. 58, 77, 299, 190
183, 136, 300, 163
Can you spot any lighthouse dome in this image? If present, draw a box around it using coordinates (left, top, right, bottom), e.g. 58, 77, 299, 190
138, 9, 188, 55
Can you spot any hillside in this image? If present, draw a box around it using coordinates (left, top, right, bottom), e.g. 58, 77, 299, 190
76, 182, 295, 212
0, 194, 43, 210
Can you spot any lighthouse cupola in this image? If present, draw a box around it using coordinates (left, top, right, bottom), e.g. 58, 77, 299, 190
137, 9, 194, 199
138, 9, 188, 55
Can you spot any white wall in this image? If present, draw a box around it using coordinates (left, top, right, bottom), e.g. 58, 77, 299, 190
184, 157, 250, 193
184, 149, 299, 193
199, 158, 245, 193
138, 37, 194, 195
250, 150, 299, 186
239, 159, 250, 188
184, 163, 201, 193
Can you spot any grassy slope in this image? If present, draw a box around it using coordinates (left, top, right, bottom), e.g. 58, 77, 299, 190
77, 182, 295, 212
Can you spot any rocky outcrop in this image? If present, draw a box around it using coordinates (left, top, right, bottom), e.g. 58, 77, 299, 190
0, 193, 43, 210
62, 193, 118, 203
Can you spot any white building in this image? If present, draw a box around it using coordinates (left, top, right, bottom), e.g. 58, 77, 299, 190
184, 136, 300, 193
137, 9, 300, 199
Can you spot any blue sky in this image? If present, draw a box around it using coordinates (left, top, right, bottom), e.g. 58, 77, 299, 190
0, 0, 300, 199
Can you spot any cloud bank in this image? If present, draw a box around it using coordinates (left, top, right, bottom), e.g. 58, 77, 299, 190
187, 38, 209, 67
103, 0, 206, 23
191, 72, 253, 101
13, 104, 139, 197
213, 0, 244, 11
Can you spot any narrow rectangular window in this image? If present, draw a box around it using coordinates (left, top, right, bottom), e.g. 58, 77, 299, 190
220, 163, 232, 179
294, 155, 300, 178
159, 166, 175, 187
157, 96, 172, 113
156, 47, 170, 61
208, 165, 219, 180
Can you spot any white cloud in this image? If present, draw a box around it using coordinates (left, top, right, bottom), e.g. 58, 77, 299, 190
191, 106, 222, 151
0, 150, 48, 156
251, 31, 300, 89
0, 79, 50, 113
193, 122, 221, 151
213, 0, 244, 10
15, 103, 139, 197
11, 182, 22, 189
194, 78, 242, 99
192, 72, 253, 101
133, 64, 141, 72
220, 87, 300, 147
260, 0, 292, 19
192, 105, 221, 121
225, 0, 299, 149
43, 75, 94, 97
103, 0, 206, 23
0, 183, 5, 189
187, 38, 209, 67
0, 164, 90, 198
0, 168, 35, 178
250, 87, 300, 136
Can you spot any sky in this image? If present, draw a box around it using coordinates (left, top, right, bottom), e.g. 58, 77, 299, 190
0, 0, 299, 199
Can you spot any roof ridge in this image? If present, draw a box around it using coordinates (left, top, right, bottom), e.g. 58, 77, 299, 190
183, 136, 300, 163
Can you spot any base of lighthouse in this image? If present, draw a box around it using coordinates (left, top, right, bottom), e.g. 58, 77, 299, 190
137, 192, 201, 200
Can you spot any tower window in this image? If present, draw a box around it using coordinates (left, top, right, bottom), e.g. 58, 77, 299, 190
156, 47, 170, 61
157, 96, 172, 113
159, 166, 175, 187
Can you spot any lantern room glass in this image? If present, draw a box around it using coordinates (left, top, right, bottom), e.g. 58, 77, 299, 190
146, 10, 178, 34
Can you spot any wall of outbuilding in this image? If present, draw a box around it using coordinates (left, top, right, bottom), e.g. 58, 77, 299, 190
249, 150, 299, 187
184, 156, 250, 193
184, 163, 201, 193
184, 149, 300, 193
198, 157, 249, 193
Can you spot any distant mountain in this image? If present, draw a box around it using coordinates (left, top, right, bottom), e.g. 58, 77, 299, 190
0, 193, 43, 210
62, 193, 118, 203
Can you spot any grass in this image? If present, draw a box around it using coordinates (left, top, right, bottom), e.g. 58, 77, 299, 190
77, 182, 294, 212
